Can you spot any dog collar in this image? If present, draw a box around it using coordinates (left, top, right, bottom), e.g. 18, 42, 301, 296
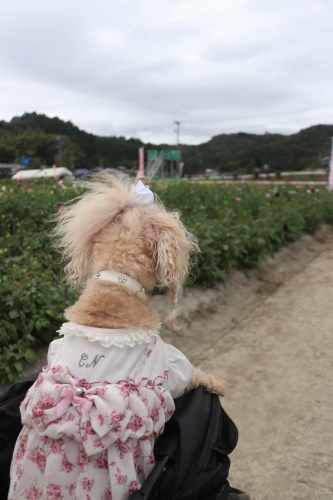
94, 271, 145, 294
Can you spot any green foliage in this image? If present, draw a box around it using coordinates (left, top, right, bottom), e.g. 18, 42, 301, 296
0, 180, 80, 382
1, 178, 333, 382
1, 113, 332, 173
152, 181, 333, 285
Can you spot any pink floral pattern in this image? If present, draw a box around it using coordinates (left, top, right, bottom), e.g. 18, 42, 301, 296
8, 339, 175, 500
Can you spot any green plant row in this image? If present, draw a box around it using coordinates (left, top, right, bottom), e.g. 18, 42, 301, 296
1, 178, 333, 382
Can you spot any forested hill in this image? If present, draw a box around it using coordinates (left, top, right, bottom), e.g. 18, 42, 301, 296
182, 125, 333, 173
0, 112, 332, 174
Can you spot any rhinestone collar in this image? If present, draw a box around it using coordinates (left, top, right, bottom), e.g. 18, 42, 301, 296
94, 271, 145, 294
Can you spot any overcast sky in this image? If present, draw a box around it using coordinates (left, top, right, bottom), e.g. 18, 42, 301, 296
1, 0, 333, 145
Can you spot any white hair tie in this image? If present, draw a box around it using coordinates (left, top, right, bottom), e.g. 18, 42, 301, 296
131, 180, 154, 205
122, 181, 154, 211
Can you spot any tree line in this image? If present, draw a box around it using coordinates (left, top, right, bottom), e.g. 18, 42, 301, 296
0, 112, 332, 174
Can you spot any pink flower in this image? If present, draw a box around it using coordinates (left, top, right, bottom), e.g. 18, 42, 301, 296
68, 484, 76, 496
96, 455, 108, 469
49, 417, 62, 425
102, 490, 112, 500
97, 414, 105, 426
46, 483, 62, 500
112, 422, 122, 434
66, 413, 75, 422
35, 375, 44, 387
134, 445, 141, 460
27, 486, 43, 500
110, 411, 123, 423
51, 366, 61, 374
40, 395, 54, 409
58, 205, 67, 212
61, 457, 73, 473
51, 439, 63, 454
119, 384, 132, 396
82, 478, 93, 492
79, 450, 88, 472
15, 436, 27, 460
93, 439, 105, 449
235, 197, 241, 202
116, 439, 131, 458
129, 480, 138, 493
84, 421, 96, 436
16, 466, 23, 480
22, 396, 31, 411
32, 407, 44, 418
127, 415, 143, 432
149, 451, 156, 465
265, 193, 271, 198
78, 379, 91, 390
151, 407, 160, 423
37, 453, 46, 470
29, 448, 40, 463
116, 474, 126, 485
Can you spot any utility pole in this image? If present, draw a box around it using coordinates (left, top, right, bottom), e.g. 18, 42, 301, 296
174, 121, 181, 149
174, 121, 181, 178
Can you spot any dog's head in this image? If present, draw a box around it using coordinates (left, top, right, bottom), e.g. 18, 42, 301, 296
53, 174, 199, 330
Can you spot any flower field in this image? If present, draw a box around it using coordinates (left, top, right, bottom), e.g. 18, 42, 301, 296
1, 178, 333, 382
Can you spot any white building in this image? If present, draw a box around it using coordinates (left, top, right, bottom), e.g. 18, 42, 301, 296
12, 167, 73, 180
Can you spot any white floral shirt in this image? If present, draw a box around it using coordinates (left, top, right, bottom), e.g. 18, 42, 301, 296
8, 323, 194, 500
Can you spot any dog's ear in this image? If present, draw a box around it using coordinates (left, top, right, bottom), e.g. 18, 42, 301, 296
147, 212, 189, 286
144, 211, 199, 330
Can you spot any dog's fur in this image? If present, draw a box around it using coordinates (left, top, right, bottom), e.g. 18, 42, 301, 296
52, 174, 227, 396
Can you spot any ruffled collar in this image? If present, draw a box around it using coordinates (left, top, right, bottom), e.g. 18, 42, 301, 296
57, 322, 160, 348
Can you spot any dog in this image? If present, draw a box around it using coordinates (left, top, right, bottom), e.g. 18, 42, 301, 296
53, 174, 227, 396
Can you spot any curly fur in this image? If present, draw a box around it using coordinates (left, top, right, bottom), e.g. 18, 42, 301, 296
52, 174, 227, 394
185, 367, 228, 397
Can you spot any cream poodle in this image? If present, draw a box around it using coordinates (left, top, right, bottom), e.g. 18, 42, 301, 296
53, 174, 227, 396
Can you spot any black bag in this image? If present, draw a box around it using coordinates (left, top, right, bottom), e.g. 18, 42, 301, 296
0, 372, 39, 500
130, 386, 239, 500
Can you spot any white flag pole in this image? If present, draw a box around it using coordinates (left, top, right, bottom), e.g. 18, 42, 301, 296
329, 138, 333, 191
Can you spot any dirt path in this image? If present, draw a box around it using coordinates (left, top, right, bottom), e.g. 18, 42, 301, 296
157, 225, 333, 500
3, 226, 333, 499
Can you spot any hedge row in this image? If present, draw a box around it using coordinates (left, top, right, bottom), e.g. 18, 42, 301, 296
1, 178, 333, 382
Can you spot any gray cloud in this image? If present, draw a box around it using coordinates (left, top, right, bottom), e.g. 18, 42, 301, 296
1, 0, 333, 144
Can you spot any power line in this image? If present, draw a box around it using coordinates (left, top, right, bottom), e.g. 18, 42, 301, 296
181, 103, 333, 124
180, 114, 333, 133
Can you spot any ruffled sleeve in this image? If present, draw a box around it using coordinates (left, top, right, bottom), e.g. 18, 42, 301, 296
47, 338, 63, 365
166, 344, 194, 399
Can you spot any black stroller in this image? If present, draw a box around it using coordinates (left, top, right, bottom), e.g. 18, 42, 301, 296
0, 374, 250, 500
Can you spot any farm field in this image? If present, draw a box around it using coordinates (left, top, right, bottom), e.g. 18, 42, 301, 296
1, 177, 333, 382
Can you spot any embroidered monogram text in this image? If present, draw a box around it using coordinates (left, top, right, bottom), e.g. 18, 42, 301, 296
79, 353, 105, 368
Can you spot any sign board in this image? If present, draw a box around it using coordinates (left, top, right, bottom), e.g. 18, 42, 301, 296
21, 157, 31, 166
147, 150, 181, 161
